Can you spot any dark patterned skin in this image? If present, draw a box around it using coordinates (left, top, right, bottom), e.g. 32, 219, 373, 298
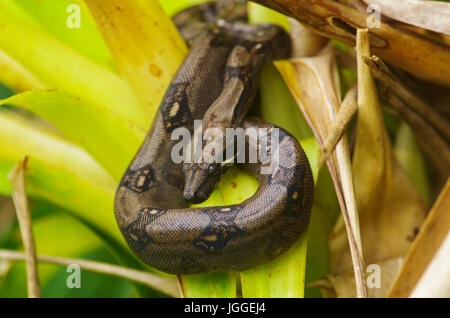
114, 0, 314, 275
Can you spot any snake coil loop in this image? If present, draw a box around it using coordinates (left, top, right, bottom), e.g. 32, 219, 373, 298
114, 0, 314, 275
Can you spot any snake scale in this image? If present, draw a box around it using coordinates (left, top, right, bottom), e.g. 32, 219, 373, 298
114, 0, 314, 275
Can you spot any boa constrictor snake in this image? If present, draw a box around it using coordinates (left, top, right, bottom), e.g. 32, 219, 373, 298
114, 0, 314, 275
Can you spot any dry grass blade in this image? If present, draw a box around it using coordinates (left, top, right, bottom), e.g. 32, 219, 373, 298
327, 29, 426, 297
361, 0, 450, 36
7, 157, 41, 298
318, 84, 357, 168
0, 249, 180, 297
389, 178, 450, 298
252, 0, 450, 87
276, 45, 366, 297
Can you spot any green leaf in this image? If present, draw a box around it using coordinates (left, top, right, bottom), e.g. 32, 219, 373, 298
248, 2, 290, 30
159, 0, 212, 17
0, 110, 115, 194
0, 49, 45, 92
182, 271, 238, 298
0, 110, 138, 266
1, 90, 146, 181
42, 248, 135, 298
0, 212, 136, 298
0, 3, 146, 128
304, 167, 341, 298
0, 210, 101, 297
10, 0, 115, 72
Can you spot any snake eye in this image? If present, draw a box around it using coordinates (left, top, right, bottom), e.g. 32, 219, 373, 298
208, 165, 217, 173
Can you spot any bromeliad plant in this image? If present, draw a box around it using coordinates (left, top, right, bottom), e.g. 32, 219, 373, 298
0, 0, 321, 297
0, 0, 447, 298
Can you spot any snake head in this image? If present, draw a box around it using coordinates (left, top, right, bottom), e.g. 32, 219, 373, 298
182, 161, 229, 204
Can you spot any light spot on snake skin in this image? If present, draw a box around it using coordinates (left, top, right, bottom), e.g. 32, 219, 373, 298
121, 165, 156, 193
193, 207, 244, 253
140, 207, 160, 215
123, 207, 167, 252
283, 165, 306, 216
161, 82, 192, 133
203, 234, 218, 241
169, 102, 180, 117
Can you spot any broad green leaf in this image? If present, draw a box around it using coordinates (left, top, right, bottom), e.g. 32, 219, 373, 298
0, 3, 146, 128
10, 0, 115, 72
0, 110, 115, 193
248, 2, 290, 30
0, 49, 44, 92
14, 213, 103, 286
160, 0, 212, 17
0, 112, 163, 296
1, 90, 146, 181
0, 213, 135, 298
0, 110, 125, 254
182, 271, 238, 298
42, 248, 135, 298
259, 65, 314, 143
304, 167, 341, 298
0, 207, 101, 297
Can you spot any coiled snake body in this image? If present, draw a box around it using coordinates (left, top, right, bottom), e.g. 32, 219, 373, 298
114, 0, 314, 275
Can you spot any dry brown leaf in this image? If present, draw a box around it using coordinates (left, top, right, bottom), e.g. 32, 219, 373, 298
288, 19, 328, 58
389, 178, 450, 298
362, 55, 450, 180
327, 29, 426, 297
311, 257, 403, 298
410, 231, 450, 298
362, 0, 450, 36
253, 0, 450, 87
276, 45, 366, 297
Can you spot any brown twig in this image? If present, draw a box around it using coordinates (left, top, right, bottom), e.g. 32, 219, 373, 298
0, 249, 180, 298
7, 157, 41, 298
